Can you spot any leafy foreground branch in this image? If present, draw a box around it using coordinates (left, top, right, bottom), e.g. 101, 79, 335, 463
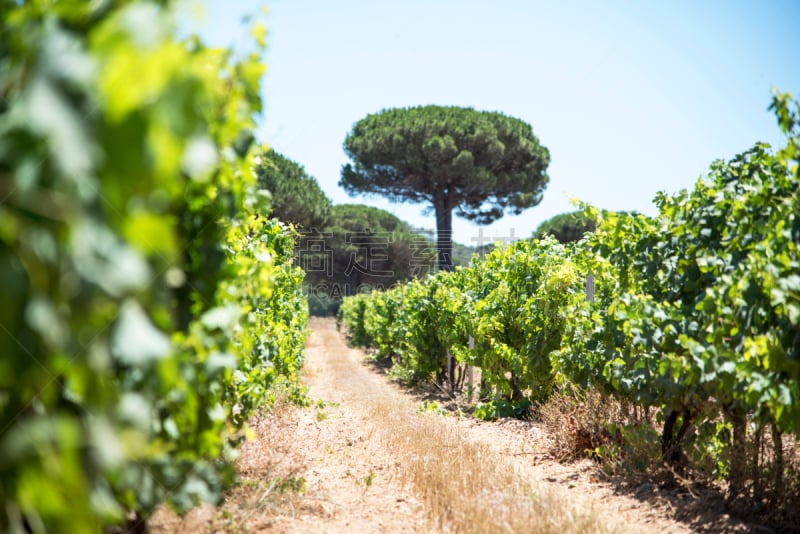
0, 2, 306, 532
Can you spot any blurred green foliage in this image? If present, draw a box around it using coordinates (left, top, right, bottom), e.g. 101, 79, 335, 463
532, 210, 597, 243
255, 149, 332, 231
0, 1, 306, 531
252, 149, 438, 315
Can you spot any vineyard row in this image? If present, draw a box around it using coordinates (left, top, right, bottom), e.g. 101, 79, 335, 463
340, 92, 800, 502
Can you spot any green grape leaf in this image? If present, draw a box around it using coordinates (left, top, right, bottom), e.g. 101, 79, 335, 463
111, 300, 170, 365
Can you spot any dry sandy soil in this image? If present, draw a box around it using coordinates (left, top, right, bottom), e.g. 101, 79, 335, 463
151, 317, 769, 533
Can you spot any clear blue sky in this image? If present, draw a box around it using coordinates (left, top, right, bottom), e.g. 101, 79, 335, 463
192, 0, 800, 245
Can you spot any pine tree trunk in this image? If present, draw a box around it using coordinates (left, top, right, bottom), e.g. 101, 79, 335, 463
433, 188, 454, 272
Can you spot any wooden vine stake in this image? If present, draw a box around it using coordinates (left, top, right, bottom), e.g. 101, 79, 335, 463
468, 335, 475, 402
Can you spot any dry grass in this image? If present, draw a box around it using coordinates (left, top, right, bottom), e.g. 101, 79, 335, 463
149, 400, 315, 533
537, 388, 661, 474
537, 387, 800, 531
370, 396, 613, 534
228, 403, 311, 513
538, 388, 618, 461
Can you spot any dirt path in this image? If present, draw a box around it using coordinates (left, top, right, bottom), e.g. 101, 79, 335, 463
253, 317, 433, 533
152, 318, 721, 533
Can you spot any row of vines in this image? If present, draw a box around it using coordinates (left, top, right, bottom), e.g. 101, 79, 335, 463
1, 2, 306, 532
340, 92, 800, 507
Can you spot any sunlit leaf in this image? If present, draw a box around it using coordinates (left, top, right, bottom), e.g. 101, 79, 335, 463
111, 300, 171, 364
